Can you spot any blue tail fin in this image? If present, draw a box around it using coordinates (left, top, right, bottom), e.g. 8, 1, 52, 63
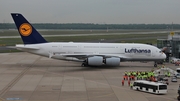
11, 13, 47, 44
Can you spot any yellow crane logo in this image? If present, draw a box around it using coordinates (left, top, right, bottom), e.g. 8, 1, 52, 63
19, 23, 32, 36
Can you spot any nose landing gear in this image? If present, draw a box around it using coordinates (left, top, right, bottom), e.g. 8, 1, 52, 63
154, 62, 157, 67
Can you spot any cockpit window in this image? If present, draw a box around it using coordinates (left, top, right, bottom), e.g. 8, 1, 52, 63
159, 51, 162, 53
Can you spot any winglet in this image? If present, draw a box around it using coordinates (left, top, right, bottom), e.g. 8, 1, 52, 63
11, 13, 47, 44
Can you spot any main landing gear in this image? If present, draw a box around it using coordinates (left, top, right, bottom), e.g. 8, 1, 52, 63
81, 63, 87, 67
154, 62, 157, 67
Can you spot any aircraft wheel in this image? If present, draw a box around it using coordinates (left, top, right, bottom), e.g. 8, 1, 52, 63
154, 64, 157, 67
177, 95, 180, 101
81, 63, 86, 67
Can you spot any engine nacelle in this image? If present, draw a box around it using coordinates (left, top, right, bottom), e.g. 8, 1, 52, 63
87, 56, 103, 66
105, 57, 120, 66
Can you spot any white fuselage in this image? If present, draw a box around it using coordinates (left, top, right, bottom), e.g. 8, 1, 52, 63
11, 13, 166, 66
16, 42, 166, 62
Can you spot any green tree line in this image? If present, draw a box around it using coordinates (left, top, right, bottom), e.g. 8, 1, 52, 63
0, 23, 180, 29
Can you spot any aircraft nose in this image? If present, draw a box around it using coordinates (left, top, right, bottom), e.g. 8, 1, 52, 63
162, 53, 166, 59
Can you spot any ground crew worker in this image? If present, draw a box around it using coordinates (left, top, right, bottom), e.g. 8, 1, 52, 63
122, 79, 124, 86
125, 75, 128, 80
165, 72, 168, 77
152, 72, 155, 77
142, 75, 144, 80
130, 82, 133, 89
143, 71, 145, 75
144, 75, 147, 80
168, 72, 171, 77
123, 75, 126, 80
162, 65, 165, 68
133, 72, 136, 76
132, 75, 135, 80
128, 72, 131, 77
125, 71, 127, 76
128, 80, 130, 86
138, 72, 141, 76
136, 75, 139, 80
152, 77, 155, 82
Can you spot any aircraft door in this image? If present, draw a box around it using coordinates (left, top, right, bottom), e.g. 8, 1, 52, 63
58, 45, 62, 50
152, 50, 156, 57
78, 45, 81, 51
119, 46, 125, 54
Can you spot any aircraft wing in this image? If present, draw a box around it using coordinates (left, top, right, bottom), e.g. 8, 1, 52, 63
58, 53, 127, 60
61, 54, 89, 58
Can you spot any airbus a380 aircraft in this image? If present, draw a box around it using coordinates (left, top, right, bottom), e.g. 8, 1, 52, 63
11, 13, 166, 67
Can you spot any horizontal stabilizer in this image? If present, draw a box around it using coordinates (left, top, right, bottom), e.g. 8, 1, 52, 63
16, 45, 39, 50
4, 46, 16, 49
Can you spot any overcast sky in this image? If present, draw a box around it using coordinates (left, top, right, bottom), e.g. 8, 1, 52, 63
0, 0, 180, 24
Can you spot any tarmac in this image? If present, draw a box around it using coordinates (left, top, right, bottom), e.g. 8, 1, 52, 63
0, 52, 179, 101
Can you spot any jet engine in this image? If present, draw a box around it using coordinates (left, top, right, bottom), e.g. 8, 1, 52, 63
85, 56, 120, 66
87, 56, 103, 66
105, 57, 120, 66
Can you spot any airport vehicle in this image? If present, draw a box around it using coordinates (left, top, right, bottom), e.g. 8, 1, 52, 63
176, 73, 180, 78
161, 78, 169, 85
133, 80, 167, 94
177, 68, 180, 73
171, 57, 180, 64
171, 76, 177, 82
11, 13, 166, 67
175, 61, 180, 66
176, 68, 180, 78
155, 75, 169, 84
